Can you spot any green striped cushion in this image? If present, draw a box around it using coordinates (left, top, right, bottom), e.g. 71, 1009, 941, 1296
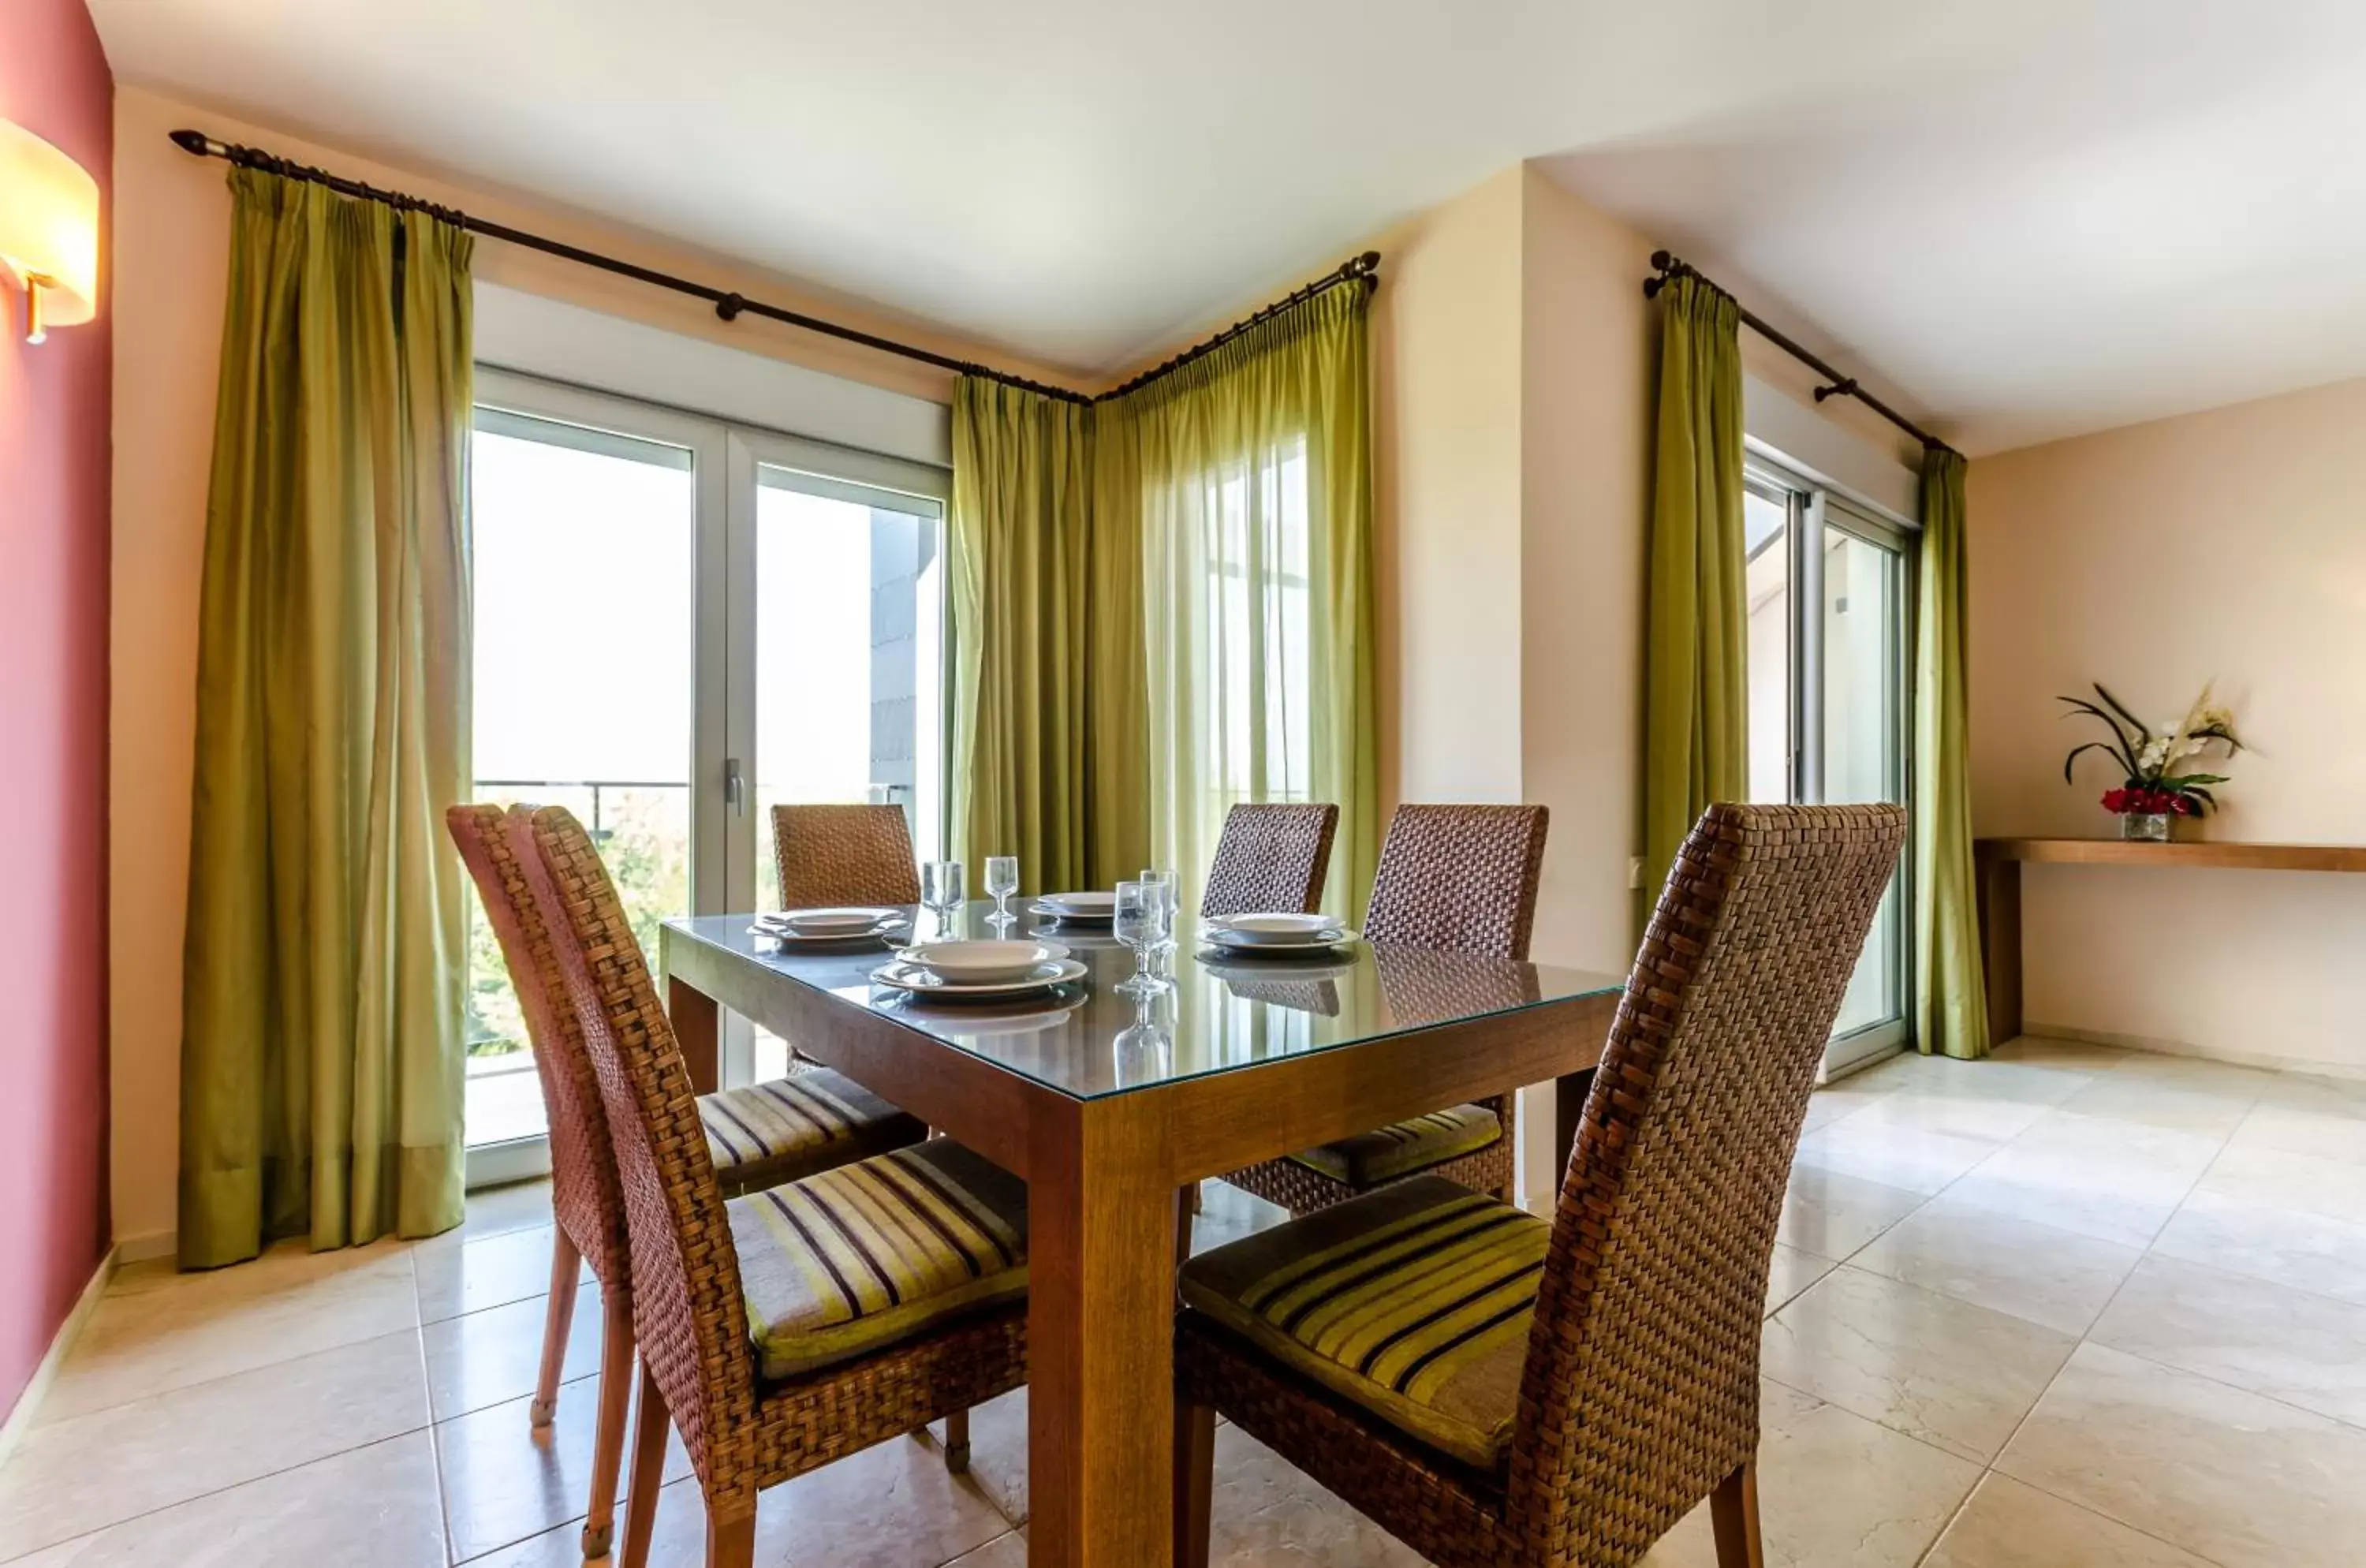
729, 1139, 1028, 1379
1285, 1102, 1503, 1189
698, 1069, 926, 1192
1180, 1176, 1543, 1469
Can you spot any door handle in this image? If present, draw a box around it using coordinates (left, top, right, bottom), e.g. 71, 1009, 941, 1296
725, 756, 745, 816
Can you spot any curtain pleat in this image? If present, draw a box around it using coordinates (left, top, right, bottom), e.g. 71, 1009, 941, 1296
179, 169, 472, 1267
1913, 446, 1991, 1058
1103, 285, 1378, 918
948, 379, 1145, 893
1640, 274, 1747, 910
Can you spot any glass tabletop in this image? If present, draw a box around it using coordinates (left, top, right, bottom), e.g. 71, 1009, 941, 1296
663, 902, 1625, 1102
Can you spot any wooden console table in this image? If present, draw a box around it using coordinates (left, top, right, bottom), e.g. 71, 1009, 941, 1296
1974, 838, 2366, 1047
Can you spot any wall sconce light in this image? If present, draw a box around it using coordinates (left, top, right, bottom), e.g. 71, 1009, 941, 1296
0, 119, 101, 345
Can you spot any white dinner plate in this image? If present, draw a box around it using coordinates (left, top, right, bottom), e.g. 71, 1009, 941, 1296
1030, 897, 1114, 924
1207, 912, 1338, 938
894, 939, 1071, 985
764, 905, 904, 935
1204, 923, 1356, 952
869, 957, 1089, 1000
751, 916, 906, 946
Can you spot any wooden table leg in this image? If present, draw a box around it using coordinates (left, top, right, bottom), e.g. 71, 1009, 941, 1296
667, 973, 721, 1096
1974, 848, 2023, 1050
1027, 1097, 1174, 1566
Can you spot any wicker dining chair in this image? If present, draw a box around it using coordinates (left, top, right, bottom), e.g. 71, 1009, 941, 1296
769, 803, 924, 909
517, 805, 1029, 1568
1200, 802, 1341, 919
1174, 803, 1907, 1568
1218, 804, 1549, 1217
446, 805, 933, 1557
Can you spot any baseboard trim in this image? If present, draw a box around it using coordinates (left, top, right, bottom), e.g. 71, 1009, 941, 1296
113, 1229, 176, 1267
0, 1246, 115, 1471
2021, 1021, 2366, 1084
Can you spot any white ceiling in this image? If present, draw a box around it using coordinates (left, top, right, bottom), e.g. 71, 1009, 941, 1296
93, 0, 2366, 452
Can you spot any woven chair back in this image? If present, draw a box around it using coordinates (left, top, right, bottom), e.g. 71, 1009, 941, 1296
770, 804, 923, 909
446, 804, 626, 1282
1360, 805, 1549, 960
1200, 802, 1341, 918
1505, 803, 1906, 1565
517, 805, 758, 1497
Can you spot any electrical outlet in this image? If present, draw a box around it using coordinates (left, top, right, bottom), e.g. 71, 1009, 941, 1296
1627, 856, 1644, 890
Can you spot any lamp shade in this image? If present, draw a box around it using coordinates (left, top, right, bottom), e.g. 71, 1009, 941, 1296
0, 118, 100, 327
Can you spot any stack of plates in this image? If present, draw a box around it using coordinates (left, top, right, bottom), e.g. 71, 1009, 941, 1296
872, 939, 1085, 1002
752, 906, 907, 945
1202, 912, 1357, 958
1029, 890, 1117, 925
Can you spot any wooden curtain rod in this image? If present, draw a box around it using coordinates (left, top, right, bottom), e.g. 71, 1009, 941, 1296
1643, 249, 1957, 457
170, 128, 1381, 408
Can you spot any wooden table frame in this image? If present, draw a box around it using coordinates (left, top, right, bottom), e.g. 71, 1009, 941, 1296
1974, 836, 2366, 1047
662, 928, 1618, 1566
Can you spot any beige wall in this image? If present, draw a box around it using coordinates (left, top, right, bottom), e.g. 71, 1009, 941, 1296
107, 86, 1075, 1254
1969, 375, 2366, 1076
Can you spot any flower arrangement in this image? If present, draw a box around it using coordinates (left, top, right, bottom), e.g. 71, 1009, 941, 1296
2060, 681, 2243, 829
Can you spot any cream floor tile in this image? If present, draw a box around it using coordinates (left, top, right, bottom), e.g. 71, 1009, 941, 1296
1760, 1265, 2077, 1462
424, 1280, 606, 1421
1201, 1423, 1427, 1566
2151, 1187, 2366, 1305
1857, 1054, 2092, 1108
927, 1387, 1028, 1526
2199, 1142, 2366, 1226
6, 1431, 446, 1568
1997, 1342, 2366, 1568
1790, 1119, 2002, 1197
1764, 1244, 1838, 1317
943, 1532, 1027, 1568
39, 1240, 418, 1424
2090, 1253, 2366, 1428
1774, 1168, 1927, 1260
1920, 1473, 2215, 1568
441, 1179, 558, 1245
455, 1434, 1008, 1568
1942, 1114, 2220, 1248
2055, 1074, 2257, 1137
2229, 1099, 2366, 1169
0, 1327, 430, 1559
1639, 1381, 1980, 1568
1827, 1088, 2057, 1145
2105, 1051, 2283, 1100
1849, 1198, 2142, 1335
435, 1382, 692, 1564
414, 1223, 592, 1325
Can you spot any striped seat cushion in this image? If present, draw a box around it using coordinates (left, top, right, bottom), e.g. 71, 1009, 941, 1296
697, 1069, 927, 1193
1180, 1175, 1543, 1469
728, 1139, 1028, 1379
1285, 1102, 1503, 1189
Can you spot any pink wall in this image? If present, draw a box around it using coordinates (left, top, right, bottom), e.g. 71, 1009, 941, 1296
0, 0, 111, 1417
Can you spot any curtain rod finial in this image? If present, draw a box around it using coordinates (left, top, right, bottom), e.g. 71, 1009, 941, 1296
169, 129, 213, 157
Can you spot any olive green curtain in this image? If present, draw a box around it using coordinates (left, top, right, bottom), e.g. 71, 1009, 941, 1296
179, 169, 474, 1268
1103, 284, 1379, 918
1913, 446, 1991, 1058
1640, 274, 1747, 909
947, 379, 1146, 893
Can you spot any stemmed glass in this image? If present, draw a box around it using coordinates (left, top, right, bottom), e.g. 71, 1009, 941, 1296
985, 855, 1021, 931
921, 861, 966, 937
1111, 987, 1173, 1087
1139, 868, 1179, 977
1114, 879, 1169, 998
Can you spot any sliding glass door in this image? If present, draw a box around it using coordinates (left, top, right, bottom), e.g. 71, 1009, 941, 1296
461, 371, 948, 1176
1744, 456, 1915, 1072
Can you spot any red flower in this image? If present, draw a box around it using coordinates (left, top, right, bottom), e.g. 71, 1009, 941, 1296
2101, 787, 2130, 812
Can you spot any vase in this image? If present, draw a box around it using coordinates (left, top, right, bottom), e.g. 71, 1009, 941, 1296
2118, 812, 2177, 843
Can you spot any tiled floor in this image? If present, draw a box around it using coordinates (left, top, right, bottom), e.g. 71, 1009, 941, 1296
6, 1036, 2364, 1566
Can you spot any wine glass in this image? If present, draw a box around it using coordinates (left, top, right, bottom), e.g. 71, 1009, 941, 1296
921, 861, 966, 936
1139, 868, 1179, 976
1114, 879, 1167, 997
985, 855, 1020, 930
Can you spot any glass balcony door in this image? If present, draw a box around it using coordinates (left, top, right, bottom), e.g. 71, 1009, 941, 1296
1744, 457, 1915, 1074
720, 430, 950, 1085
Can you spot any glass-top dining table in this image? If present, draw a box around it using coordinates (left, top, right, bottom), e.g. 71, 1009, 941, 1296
660, 902, 1625, 1566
